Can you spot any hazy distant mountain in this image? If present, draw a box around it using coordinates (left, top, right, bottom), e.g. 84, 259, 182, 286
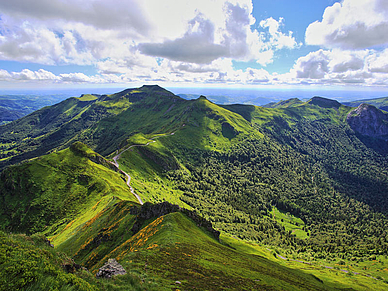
0, 94, 68, 124
343, 96, 388, 111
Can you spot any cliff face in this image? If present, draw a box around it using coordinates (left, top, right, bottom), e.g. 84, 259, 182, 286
346, 103, 388, 137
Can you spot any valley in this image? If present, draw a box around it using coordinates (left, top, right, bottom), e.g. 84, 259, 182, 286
1, 85, 388, 290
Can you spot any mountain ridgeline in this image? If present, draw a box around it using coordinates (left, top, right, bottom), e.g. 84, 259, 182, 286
1, 85, 388, 290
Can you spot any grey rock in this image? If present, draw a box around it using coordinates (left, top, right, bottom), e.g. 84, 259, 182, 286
96, 258, 126, 279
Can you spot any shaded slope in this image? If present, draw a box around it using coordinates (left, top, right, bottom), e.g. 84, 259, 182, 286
0, 85, 260, 171
347, 103, 388, 137
153, 100, 388, 258
0, 85, 176, 169
1, 86, 388, 288
307, 96, 341, 109
24, 198, 352, 290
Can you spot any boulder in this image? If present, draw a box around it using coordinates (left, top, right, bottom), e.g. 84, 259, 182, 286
96, 258, 126, 279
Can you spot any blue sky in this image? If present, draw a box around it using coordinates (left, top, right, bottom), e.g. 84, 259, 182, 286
0, 0, 387, 90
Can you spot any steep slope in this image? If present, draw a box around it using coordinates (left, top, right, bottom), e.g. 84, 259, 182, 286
0, 231, 97, 291
103, 211, 331, 291
0, 95, 106, 169
148, 96, 388, 258
0, 230, 161, 291
57, 200, 346, 291
307, 96, 341, 109
0, 86, 176, 169
0, 142, 138, 235
347, 103, 388, 137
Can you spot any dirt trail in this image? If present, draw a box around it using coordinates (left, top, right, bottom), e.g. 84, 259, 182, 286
111, 133, 175, 205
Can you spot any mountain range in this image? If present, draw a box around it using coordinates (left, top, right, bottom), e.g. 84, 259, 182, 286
1, 85, 388, 290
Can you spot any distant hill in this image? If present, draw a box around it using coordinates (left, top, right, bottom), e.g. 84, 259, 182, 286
343, 96, 388, 111
0, 94, 70, 125
262, 98, 303, 108
178, 93, 280, 106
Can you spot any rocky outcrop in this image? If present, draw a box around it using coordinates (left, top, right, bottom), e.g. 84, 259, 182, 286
96, 259, 126, 279
346, 103, 388, 137
130, 202, 220, 241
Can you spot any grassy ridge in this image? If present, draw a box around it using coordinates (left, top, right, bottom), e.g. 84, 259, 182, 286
100, 211, 371, 290
0, 142, 138, 236
0, 85, 262, 170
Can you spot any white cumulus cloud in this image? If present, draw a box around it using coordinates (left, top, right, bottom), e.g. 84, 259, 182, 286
290, 49, 388, 85
306, 0, 388, 49
12, 69, 59, 81
0, 0, 299, 68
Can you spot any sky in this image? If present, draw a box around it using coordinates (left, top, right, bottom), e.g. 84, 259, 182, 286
0, 0, 387, 91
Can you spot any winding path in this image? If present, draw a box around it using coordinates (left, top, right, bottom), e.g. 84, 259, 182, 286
111, 133, 175, 205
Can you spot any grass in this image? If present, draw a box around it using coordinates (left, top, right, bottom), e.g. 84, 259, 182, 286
220, 233, 388, 290
0, 142, 138, 239
2, 86, 388, 290
4, 205, 387, 290
270, 207, 308, 239
102, 212, 360, 290
117, 138, 188, 207
0, 230, 160, 291
77, 94, 98, 102
0, 231, 97, 291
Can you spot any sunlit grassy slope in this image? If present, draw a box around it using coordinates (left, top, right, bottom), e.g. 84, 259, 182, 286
84, 210, 388, 291
0, 230, 160, 291
0, 142, 138, 237
55, 201, 335, 291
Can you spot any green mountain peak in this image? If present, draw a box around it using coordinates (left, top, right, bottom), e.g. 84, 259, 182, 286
308, 96, 341, 108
